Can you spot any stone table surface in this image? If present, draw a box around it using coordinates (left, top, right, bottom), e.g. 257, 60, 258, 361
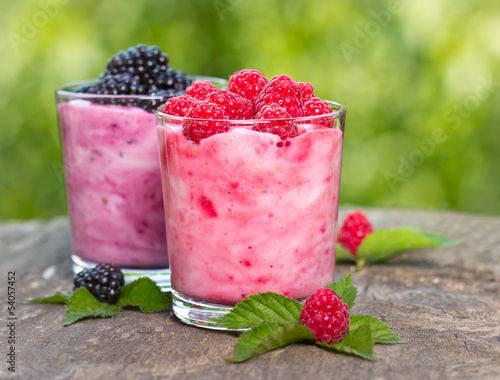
1, 208, 499, 380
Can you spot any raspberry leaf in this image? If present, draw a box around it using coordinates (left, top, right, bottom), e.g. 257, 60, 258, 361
65, 287, 120, 326
421, 232, 460, 246
318, 323, 375, 360
350, 315, 404, 344
326, 273, 358, 309
356, 228, 459, 268
211, 292, 303, 329
335, 244, 356, 263
117, 277, 171, 312
225, 323, 316, 363
27, 291, 73, 304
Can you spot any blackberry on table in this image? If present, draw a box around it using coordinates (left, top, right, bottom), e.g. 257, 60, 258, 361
74, 264, 125, 304
73, 44, 190, 112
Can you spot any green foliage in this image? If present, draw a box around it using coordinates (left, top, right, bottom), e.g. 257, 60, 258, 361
1, 0, 499, 219
27, 291, 72, 304
28, 278, 171, 326
117, 277, 172, 312
65, 287, 120, 325
212, 292, 302, 329
349, 315, 404, 344
325, 273, 357, 309
225, 323, 316, 363
319, 324, 375, 360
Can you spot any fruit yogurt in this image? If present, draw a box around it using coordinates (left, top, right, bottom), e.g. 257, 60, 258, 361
57, 98, 167, 268
157, 119, 344, 304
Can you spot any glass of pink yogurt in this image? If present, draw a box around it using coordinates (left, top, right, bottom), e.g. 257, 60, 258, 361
157, 100, 346, 327
55, 78, 226, 289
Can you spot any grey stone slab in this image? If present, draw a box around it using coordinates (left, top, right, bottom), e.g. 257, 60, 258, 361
1, 209, 499, 379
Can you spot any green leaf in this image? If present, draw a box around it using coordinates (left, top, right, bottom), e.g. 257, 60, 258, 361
117, 277, 171, 312
326, 273, 358, 309
27, 291, 72, 304
65, 288, 120, 326
357, 228, 459, 266
225, 323, 316, 363
212, 292, 303, 329
319, 324, 375, 360
422, 232, 460, 246
335, 244, 356, 263
350, 315, 404, 344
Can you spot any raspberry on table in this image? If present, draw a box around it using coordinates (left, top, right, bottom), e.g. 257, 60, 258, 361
254, 104, 298, 140
255, 74, 304, 117
163, 95, 197, 117
300, 288, 350, 345
206, 90, 254, 119
185, 80, 220, 100
298, 82, 315, 102
73, 264, 125, 304
228, 69, 269, 104
183, 101, 229, 143
338, 210, 374, 255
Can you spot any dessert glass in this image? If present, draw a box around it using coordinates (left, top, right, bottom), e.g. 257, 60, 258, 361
55, 77, 226, 289
157, 99, 346, 326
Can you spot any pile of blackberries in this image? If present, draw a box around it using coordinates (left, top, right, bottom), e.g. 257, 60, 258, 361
72, 44, 191, 112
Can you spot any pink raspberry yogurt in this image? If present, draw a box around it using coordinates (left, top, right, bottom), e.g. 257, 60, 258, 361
158, 122, 343, 304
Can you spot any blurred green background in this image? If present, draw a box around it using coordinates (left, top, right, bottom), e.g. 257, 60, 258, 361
1, 0, 499, 220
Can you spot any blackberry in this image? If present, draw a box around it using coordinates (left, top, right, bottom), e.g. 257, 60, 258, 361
74, 264, 125, 304
73, 44, 191, 112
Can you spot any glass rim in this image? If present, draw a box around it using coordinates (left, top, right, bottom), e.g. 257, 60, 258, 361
157, 100, 346, 125
55, 75, 228, 101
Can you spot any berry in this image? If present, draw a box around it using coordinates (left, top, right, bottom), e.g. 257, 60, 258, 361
228, 69, 268, 104
303, 97, 333, 128
254, 104, 298, 140
185, 80, 220, 100
298, 82, 315, 102
300, 288, 350, 345
338, 210, 374, 255
206, 90, 254, 119
105, 44, 167, 78
163, 95, 197, 117
183, 101, 229, 143
186, 101, 228, 119
73, 44, 191, 111
255, 103, 291, 119
303, 97, 332, 116
73, 264, 125, 304
255, 74, 304, 117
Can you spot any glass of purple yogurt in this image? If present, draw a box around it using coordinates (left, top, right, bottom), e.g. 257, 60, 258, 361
56, 84, 172, 287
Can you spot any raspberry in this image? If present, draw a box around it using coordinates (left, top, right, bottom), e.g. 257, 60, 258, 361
185, 80, 220, 100
303, 97, 332, 116
255, 74, 304, 117
228, 69, 268, 104
256, 103, 291, 119
183, 101, 229, 143
298, 82, 315, 102
163, 95, 197, 117
186, 100, 228, 119
338, 210, 374, 255
206, 90, 254, 119
303, 97, 333, 128
254, 104, 298, 140
300, 288, 350, 345
73, 264, 125, 304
